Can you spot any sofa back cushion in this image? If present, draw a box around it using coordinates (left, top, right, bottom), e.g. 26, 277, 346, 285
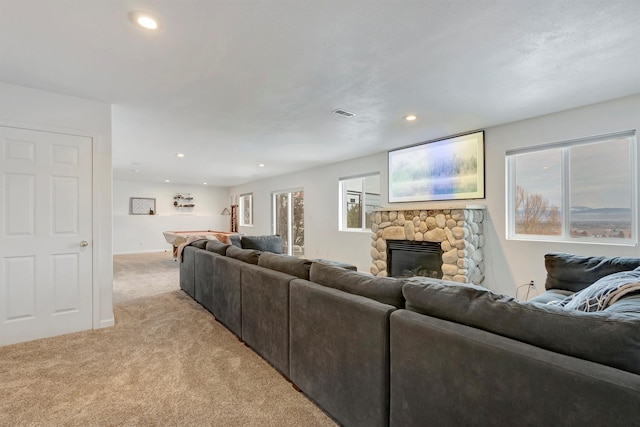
403, 279, 640, 375
544, 252, 640, 293
310, 262, 405, 308
257, 252, 312, 280
188, 239, 209, 249
311, 259, 358, 271
228, 234, 242, 248
205, 240, 230, 255
225, 245, 260, 264
241, 235, 283, 254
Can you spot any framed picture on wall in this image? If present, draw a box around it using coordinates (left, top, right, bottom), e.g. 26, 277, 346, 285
130, 197, 156, 215
388, 130, 485, 203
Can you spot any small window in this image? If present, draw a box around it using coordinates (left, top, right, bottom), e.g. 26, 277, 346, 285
506, 131, 637, 245
239, 193, 253, 226
339, 174, 381, 232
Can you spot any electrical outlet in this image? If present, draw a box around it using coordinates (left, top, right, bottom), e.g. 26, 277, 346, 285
529, 279, 536, 288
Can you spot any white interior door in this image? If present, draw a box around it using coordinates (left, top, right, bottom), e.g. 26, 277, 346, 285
0, 126, 93, 345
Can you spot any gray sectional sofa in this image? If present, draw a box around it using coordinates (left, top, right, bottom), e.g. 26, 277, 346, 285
180, 240, 640, 427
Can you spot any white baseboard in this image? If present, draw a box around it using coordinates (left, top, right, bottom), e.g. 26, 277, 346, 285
97, 318, 114, 329
113, 249, 169, 255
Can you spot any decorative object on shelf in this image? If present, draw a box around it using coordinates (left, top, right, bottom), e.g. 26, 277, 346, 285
130, 197, 156, 215
173, 193, 195, 208
230, 205, 238, 232
388, 130, 485, 203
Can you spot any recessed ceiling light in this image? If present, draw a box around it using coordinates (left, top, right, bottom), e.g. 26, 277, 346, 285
164, 179, 170, 183
129, 11, 160, 30
203, 182, 208, 185
176, 153, 185, 158
404, 114, 417, 121
258, 163, 265, 167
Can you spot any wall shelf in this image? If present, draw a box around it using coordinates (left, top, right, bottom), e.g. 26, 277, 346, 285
173, 193, 195, 208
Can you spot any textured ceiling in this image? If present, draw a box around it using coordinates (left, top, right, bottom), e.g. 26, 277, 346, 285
1, 0, 639, 186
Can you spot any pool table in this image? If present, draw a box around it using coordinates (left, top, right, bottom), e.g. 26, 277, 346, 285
163, 230, 235, 258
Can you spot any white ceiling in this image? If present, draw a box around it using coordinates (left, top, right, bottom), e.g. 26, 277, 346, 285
1, 0, 639, 187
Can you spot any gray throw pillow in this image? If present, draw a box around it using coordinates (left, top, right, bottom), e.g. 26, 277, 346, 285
228, 234, 242, 248
309, 262, 405, 308
241, 235, 283, 254
205, 240, 230, 255
189, 239, 209, 249
225, 245, 260, 264
258, 252, 312, 280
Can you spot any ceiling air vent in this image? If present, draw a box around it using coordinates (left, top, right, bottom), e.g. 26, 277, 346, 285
332, 108, 356, 118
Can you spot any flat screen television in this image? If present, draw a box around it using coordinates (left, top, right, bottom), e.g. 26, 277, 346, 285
388, 130, 485, 203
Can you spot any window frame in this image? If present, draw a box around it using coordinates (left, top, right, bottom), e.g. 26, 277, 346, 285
339, 173, 381, 233
271, 188, 304, 257
239, 193, 253, 227
506, 130, 637, 246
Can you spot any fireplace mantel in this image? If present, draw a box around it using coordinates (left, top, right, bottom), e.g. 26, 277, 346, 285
370, 207, 485, 285
373, 203, 486, 212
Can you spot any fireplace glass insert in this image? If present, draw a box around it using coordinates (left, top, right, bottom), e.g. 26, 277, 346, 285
387, 240, 443, 278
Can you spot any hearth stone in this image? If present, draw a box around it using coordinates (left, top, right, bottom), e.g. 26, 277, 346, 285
370, 208, 485, 285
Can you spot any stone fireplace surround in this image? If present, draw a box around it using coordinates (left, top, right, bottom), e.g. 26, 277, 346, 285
370, 206, 486, 285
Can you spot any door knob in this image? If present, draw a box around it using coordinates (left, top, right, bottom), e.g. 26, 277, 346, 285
80, 240, 89, 247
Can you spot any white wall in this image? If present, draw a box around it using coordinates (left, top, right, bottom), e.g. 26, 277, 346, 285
0, 82, 114, 328
231, 153, 387, 272
230, 94, 640, 297
483, 94, 640, 297
113, 180, 230, 254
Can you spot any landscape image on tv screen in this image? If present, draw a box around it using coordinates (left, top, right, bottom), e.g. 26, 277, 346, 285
388, 131, 484, 203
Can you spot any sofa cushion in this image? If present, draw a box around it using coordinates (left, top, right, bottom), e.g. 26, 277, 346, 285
258, 252, 312, 280
187, 238, 209, 249
228, 234, 242, 248
241, 235, 283, 254
225, 245, 260, 264
205, 239, 230, 255
309, 262, 405, 308
402, 279, 640, 375
544, 252, 640, 293
551, 270, 640, 312
311, 259, 358, 271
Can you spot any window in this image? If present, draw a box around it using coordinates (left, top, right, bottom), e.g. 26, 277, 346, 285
239, 193, 253, 226
273, 190, 304, 256
506, 131, 636, 244
339, 174, 381, 231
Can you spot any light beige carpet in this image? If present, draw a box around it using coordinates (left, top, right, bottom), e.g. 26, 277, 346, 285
0, 251, 336, 426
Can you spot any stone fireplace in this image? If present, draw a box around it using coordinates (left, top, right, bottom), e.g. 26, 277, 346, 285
370, 207, 485, 285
